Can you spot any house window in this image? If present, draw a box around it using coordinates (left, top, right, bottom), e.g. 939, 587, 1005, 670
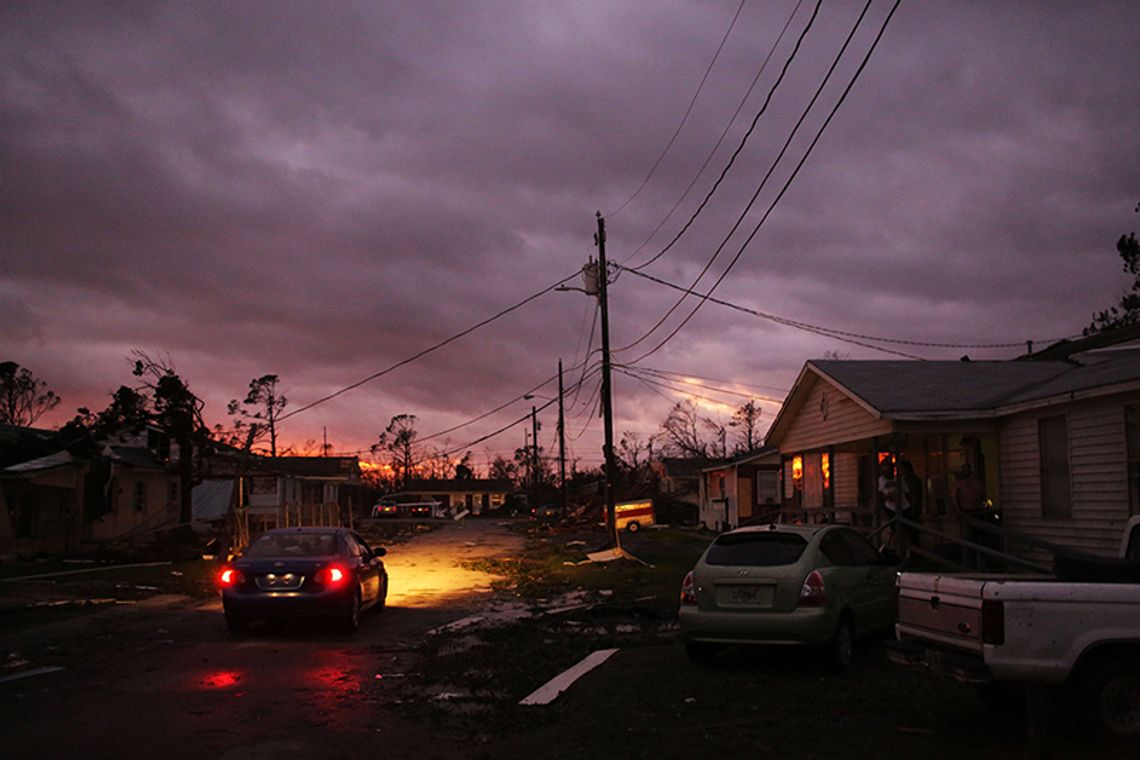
134, 481, 147, 512
1127, 405, 1140, 516
756, 470, 779, 506
803, 454, 823, 509
1038, 415, 1071, 518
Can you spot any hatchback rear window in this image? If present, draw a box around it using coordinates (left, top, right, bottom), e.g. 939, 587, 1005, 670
705, 532, 808, 566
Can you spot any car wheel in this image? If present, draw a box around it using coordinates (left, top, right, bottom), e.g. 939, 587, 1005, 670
224, 608, 249, 635
829, 616, 855, 671
1081, 656, 1140, 737
685, 641, 719, 665
627, 521, 640, 533
340, 590, 362, 633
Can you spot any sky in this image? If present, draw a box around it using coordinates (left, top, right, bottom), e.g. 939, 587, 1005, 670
2, 0, 1138, 472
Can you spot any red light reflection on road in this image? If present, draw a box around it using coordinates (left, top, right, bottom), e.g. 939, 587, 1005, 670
306, 650, 364, 730
200, 670, 243, 689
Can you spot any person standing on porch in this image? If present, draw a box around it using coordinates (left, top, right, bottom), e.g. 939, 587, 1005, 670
877, 460, 899, 549
897, 459, 922, 548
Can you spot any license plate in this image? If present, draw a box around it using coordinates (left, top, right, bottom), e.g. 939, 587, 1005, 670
256, 573, 303, 590
717, 584, 772, 606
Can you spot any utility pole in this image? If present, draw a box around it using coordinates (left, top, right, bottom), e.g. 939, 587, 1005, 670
531, 404, 540, 510
558, 358, 567, 518
596, 213, 620, 550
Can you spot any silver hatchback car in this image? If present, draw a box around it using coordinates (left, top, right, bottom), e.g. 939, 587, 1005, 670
679, 523, 898, 668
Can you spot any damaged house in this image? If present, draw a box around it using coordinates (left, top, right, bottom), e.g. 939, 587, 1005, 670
0, 424, 182, 557
193, 452, 363, 536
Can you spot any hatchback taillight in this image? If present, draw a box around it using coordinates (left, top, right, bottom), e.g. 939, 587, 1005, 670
680, 571, 698, 606
315, 565, 348, 587
217, 567, 245, 587
798, 570, 827, 606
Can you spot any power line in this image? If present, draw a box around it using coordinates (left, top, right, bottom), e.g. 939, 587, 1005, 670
278, 270, 580, 424
620, 365, 785, 404
633, 365, 790, 395
625, 0, 903, 366
608, 0, 749, 218
621, 266, 1073, 355
616, 366, 774, 410
625, 0, 819, 271
441, 396, 559, 459
618, 0, 874, 358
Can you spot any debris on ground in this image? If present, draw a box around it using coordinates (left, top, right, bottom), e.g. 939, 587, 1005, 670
519, 648, 620, 706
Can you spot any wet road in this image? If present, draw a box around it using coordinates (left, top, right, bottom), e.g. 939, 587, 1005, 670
0, 519, 524, 760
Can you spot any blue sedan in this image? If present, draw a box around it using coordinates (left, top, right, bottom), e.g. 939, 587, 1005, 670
217, 526, 388, 634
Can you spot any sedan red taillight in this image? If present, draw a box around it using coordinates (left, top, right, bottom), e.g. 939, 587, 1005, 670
217, 567, 245, 588
680, 571, 698, 606
798, 570, 827, 606
315, 565, 349, 587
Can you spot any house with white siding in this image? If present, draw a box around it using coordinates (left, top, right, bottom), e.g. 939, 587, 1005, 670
764, 342, 1140, 559
698, 448, 782, 531
387, 478, 513, 515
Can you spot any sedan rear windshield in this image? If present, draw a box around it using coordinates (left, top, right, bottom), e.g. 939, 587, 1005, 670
705, 532, 808, 566
246, 532, 338, 558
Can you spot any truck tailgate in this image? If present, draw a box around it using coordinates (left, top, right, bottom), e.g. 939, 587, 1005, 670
896, 573, 987, 654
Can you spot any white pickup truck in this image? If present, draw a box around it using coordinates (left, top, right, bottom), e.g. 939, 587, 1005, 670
890, 516, 1140, 739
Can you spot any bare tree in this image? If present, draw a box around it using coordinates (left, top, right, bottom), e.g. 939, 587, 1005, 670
654, 400, 714, 458
372, 414, 421, 488
729, 400, 763, 454
454, 451, 475, 479
129, 351, 213, 523
704, 417, 728, 459
227, 374, 287, 457
0, 362, 61, 427
616, 431, 659, 496
1087, 202, 1140, 335
488, 454, 518, 484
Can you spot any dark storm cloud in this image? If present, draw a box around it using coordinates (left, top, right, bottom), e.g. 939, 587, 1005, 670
2, 0, 1138, 461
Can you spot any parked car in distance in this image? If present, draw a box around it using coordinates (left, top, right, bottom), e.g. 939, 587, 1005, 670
371, 498, 399, 518
216, 526, 388, 634
679, 523, 899, 668
532, 503, 561, 522
406, 501, 437, 518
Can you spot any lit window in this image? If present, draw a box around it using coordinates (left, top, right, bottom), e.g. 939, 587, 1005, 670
821, 452, 831, 490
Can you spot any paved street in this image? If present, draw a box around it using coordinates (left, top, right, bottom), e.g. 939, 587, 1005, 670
0, 520, 523, 760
